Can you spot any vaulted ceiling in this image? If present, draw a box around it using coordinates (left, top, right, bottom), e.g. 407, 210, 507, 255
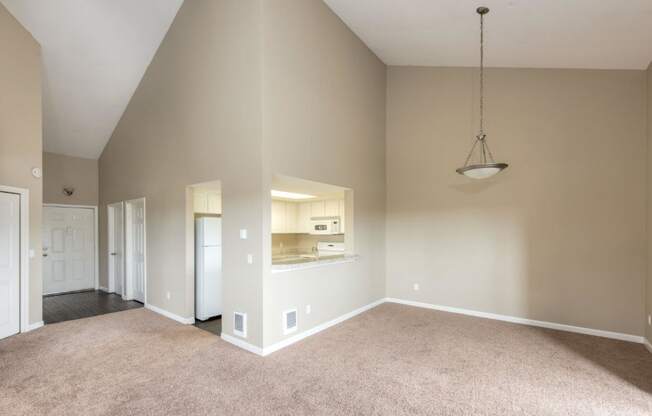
2, 0, 651, 159
1, 0, 183, 159
323, 0, 652, 69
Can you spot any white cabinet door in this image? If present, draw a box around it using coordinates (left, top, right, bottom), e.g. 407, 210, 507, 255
271, 201, 286, 233
311, 201, 325, 217
324, 200, 339, 216
193, 190, 208, 214
285, 203, 297, 233
0, 192, 20, 340
298, 202, 311, 233
206, 191, 222, 214
43, 206, 95, 295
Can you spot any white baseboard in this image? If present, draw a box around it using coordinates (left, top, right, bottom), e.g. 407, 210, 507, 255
644, 338, 652, 354
261, 298, 386, 356
98, 286, 110, 293
221, 333, 264, 356
24, 321, 44, 332
385, 298, 644, 344
145, 303, 195, 325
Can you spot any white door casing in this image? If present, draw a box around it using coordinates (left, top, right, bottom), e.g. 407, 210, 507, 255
108, 202, 125, 296
125, 198, 146, 303
42, 206, 95, 295
0, 192, 20, 339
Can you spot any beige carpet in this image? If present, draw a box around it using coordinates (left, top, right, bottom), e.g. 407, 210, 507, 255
1, 303, 652, 415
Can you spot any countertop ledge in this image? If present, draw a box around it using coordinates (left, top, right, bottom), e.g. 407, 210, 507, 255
271, 255, 359, 274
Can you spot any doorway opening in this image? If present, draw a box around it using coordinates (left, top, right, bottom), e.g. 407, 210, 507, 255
188, 180, 222, 336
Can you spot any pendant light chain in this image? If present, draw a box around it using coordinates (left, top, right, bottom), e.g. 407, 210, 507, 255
479, 10, 484, 137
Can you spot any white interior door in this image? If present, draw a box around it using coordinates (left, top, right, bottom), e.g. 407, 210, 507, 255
42, 206, 95, 295
0, 192, 20, 340
108, 202, 125, 296
125, 199, 145, 303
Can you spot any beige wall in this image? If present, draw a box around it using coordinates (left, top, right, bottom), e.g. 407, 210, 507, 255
0, 4, 42, 325
261, 0, 386, 347
43, 152, 98, 206
647, 61, 652, 342
99, 0, 266, 346
386, 66, 647, 336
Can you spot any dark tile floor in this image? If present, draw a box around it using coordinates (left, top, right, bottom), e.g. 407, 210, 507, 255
43, 290, 143, 325
194, 316, 222, 336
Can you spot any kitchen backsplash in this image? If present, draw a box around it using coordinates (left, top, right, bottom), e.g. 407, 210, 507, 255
272, 233, 344, 256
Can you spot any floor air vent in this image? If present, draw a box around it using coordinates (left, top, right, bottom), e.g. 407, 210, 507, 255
283, 309, 298, 335
233, 312, 247, 338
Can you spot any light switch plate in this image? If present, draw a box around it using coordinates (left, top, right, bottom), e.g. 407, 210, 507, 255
240, 229, 248, 239
247, 254, 253, 264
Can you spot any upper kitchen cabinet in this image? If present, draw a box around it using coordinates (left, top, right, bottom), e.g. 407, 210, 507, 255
272, 198, 345, 234
194, 189, 222, 215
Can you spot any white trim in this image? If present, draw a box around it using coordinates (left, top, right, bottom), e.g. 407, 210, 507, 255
25, 321, 43, 332
98, 286, 110, 293
145, 303, 194, 325
385, 298, 645, 344
221, 333, 264, 355
644, 338, 652, 354
262, 298, 385, 356
43, 203, 99, 291
1, 185, 30, 334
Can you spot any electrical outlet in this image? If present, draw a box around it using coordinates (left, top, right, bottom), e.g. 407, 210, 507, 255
166, 291, 171, 300
306, 305, 311, 314
247, 254, 253, 264
413, 283, 420, 291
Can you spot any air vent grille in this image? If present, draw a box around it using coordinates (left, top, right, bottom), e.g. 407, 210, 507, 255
234, 312, 247, 338
283, 309, 298, 335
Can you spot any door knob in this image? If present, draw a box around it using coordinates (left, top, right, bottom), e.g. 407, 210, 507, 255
110, 252, 117, 256
42, 253, 48, 257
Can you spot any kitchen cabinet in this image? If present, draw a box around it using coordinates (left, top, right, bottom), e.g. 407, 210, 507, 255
194, 189, 222, 214
272, 198, 346, 234
271, 201, 286, 233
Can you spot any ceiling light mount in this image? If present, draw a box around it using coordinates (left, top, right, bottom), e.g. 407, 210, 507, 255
456, 6, 509, 180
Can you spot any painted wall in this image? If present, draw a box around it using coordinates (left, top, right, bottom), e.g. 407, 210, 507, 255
261, 0, 386, 347
43, 152, 98, 206
0, 4, 42, 325
386, 67, 647, 337
99, 0, 266, 346
647, 61, 652, 342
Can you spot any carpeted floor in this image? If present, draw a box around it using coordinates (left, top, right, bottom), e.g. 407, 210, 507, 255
1, 303, 652, 415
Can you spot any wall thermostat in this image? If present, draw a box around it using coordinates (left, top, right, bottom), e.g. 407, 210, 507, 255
31, 167, 42, 178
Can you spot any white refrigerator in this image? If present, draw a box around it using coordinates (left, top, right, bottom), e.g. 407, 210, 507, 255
195, 217, 222, 321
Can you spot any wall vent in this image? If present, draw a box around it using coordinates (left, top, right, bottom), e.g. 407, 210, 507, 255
283, 309, 298, 335
234, 312, 247, 338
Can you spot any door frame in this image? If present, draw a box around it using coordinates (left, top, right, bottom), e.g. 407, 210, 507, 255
124, 197, 147, 304
107, 202, 125, 295
0, 185, 30, 333
43, 204, 99, 291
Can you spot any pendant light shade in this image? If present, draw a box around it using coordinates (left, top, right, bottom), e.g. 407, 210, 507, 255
456, 7, 508, 179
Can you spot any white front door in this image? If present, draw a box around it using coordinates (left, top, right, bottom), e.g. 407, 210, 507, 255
0, 192, 20, 340
108, 202, 125, 296
126, 199, 145, 303
42, 206, 95, 295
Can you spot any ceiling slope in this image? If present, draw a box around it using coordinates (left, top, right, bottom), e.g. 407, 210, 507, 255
324, 0, 652, 70
1, 0, 183, 159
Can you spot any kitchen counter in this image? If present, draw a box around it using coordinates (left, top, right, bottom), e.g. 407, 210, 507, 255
271, 254, 358, 273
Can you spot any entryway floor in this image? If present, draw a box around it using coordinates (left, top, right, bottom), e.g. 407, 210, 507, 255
194, 316, 222, 336
43, 289, 142, 324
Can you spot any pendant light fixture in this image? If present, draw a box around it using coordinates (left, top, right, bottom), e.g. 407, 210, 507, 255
456, 7, 508, 179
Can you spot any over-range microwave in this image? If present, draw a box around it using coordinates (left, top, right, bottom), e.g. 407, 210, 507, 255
309, 216, 341, 235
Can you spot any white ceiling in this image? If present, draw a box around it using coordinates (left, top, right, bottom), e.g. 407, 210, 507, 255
323, 0, 652, 70
1, 0, 183, 159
